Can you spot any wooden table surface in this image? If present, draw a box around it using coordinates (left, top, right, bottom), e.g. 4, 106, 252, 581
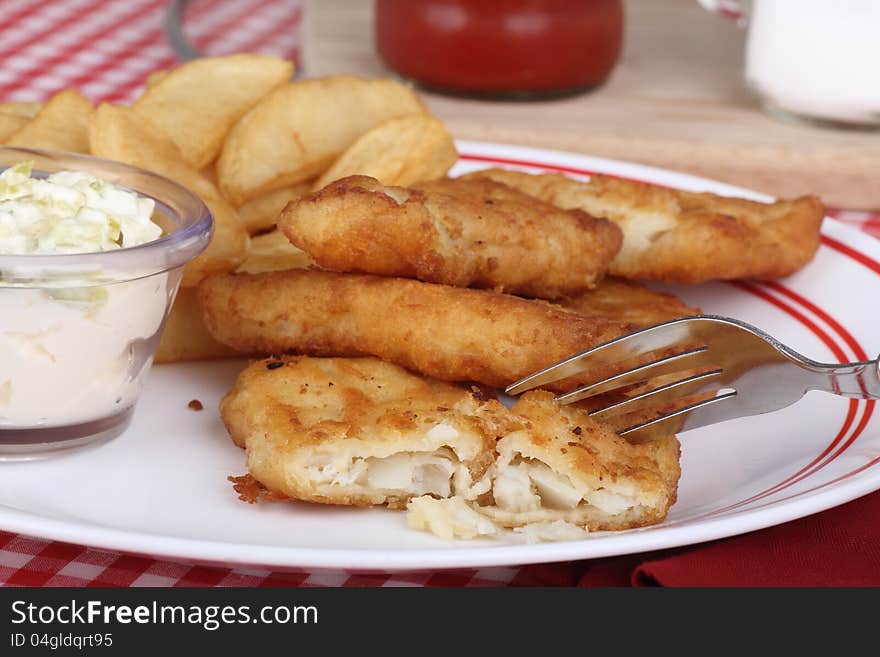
303, 0, 880, 209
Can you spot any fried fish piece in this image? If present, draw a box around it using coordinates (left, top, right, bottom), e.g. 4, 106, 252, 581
221, 356, 513, 508
222, 357, 681, 535
557, 277, 699, 330
198, 269, 632, 390
409, 390, 680, 538
463, 168, 824, 283
279, 175, 622, 299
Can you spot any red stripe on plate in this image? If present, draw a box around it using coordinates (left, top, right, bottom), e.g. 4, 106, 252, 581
742, 402, 878, 513
730, 281, 848, 360
762, 281, 870, 363
702, 281, 864, 512
459, 153, 597, 177
821, 235, 880, 278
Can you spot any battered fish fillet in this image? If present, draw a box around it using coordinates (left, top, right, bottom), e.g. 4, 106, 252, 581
222, 357, 681, 536
198, 269, 632, 390
220, 356, 513, 508
557, 277, 699, 331
463, 168, 824, 283
278, 175, 622, 299
408, 390, 680, 538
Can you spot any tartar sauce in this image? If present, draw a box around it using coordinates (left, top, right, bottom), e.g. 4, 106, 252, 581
0, 161, 162, 255
0, 162, 170, 430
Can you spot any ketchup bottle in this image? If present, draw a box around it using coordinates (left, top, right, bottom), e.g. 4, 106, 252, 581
375, 0, 624, 98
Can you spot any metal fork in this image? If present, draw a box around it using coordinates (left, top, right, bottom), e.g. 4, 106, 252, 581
505, 315, 880, 443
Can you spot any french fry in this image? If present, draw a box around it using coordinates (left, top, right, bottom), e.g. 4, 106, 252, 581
236, 182, 311, 234
89, 103, 249, 286
155, 287, 241, 363
0, 113, 29, 141
217, 75, 427, 204
6, 89, 92, 153
236, 229, 315, 274
0, 101, 43, 118
313, 114, 457, 190
133, 54, 293, 169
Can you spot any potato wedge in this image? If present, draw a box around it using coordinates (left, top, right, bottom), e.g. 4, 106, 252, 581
0, 101, 43, 118
312, 114, 457, 190
0, 113, 29, 141
236, 182, 311, 234
217, 75, 427, 204
236, 229, 315, 274
155, 287, 241, 363
89, 103, 248, 286
6, 89, 92, 153
144, 70, 168, 88
133, 54, 293, 169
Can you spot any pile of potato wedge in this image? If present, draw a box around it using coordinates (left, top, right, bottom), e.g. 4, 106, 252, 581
0, 54, 458, 362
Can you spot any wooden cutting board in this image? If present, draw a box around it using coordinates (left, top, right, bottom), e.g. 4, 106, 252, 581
303, 0, 880, 209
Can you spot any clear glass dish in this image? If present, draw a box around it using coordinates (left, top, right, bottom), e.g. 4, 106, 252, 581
0, 147, 213, 459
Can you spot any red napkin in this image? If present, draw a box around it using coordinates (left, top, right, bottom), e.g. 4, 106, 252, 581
568, 489, 880, 587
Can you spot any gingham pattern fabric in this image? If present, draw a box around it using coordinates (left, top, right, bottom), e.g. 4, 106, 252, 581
1, 0, 878, 588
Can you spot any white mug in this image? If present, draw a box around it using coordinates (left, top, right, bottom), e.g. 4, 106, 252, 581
700, 0, 880, 128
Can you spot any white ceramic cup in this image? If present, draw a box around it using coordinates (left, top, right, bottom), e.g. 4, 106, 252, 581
700, 0, 880, 128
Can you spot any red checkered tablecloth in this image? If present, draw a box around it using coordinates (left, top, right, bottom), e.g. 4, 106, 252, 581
0, 0, 878, 588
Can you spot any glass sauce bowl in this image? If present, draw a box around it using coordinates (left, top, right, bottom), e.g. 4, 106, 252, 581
0, 147, 212, 459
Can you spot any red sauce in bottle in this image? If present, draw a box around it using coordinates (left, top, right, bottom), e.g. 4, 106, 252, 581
375, 0, 624, 97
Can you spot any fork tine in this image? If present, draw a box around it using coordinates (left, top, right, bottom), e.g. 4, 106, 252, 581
619, 390, 739, 443
554, 346, 712, 405
587, 368, 723, 419
505, 317, 700, 396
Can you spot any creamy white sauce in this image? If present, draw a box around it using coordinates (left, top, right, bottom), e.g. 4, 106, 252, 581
0, 162, 169, 428
0, 277, 170, 427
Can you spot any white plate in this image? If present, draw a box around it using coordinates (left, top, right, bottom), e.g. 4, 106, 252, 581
1, 142, 878, 572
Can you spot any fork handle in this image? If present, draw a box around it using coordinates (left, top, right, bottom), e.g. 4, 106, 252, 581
809, 357, 880, 400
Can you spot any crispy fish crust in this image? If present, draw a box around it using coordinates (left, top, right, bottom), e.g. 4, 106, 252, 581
198, 269, 633, 389
278, 175, 622, 299
223, 358, 680, 530
472, 390, 680, 531
557, 277, 699, 331
220, 356, 513, 509
463, 168, 824, 283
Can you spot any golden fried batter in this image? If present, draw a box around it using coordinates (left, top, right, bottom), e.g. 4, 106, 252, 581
223, 357, 680, 534
221, 356, 512, 508
454, 390, 680, 533
278, 175, 622, 299
198, 269, 633, 390
557, 277, 699, 331
463, 168, 824, 283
